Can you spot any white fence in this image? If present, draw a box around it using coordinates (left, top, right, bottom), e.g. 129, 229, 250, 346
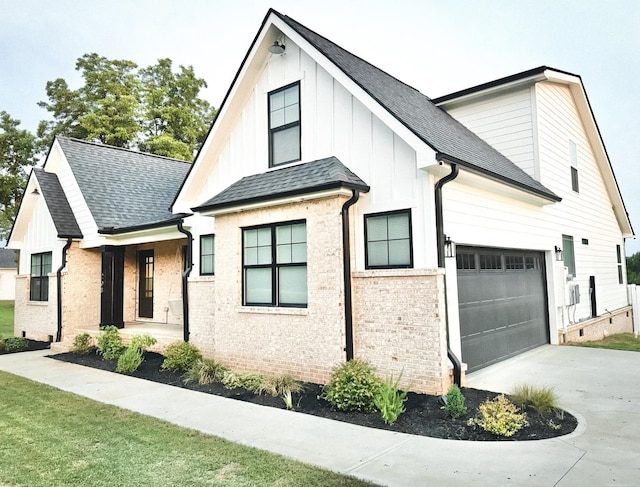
628, 284, 640, 336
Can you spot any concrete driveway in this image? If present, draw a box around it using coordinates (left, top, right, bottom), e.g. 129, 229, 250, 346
466, 345, 640, 486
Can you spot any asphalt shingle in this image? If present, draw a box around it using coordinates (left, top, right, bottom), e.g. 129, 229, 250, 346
0, 248, 17, 268
33, 168, 82, 238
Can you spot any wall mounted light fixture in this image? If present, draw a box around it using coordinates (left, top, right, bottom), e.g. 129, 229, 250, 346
444, 235, 455, 258
554, 245, 563, 261
268, 40, 286, 55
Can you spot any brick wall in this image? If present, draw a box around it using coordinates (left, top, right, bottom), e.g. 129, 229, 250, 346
559, 305, 633, 343
14, 274, 57, 341
187, 277, 216, 351
352, 268, 450, 395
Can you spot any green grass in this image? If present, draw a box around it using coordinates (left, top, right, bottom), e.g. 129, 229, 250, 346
569, 333, 640, 352
0, 300, 14, 337
0, 371, 376, 487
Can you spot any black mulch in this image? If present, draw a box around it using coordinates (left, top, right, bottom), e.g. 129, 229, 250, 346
0, 339, 50, 355
50, 350, 578, 441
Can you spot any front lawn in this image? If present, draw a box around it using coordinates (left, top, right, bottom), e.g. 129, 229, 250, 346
0, 300, 14, 337
569, 333, 640, 352
0, 371, 376, 487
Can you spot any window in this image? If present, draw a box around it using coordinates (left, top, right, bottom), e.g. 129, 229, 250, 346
505, 255, 524, 270
456, 252, 476, 270
562, 234, 576, 277
570, 141, 579, 193
479, 254, 502, 270
200, 235, 215, 275
243, 221, 307, 307
268, 82, 300, 166
30, 252, 52, 301
364, 210, 412, 269
617, 244, 624, 284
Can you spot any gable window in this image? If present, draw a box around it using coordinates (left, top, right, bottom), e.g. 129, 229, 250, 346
30, 252, 52, 301
243, 221, 307, 307
268, 82, 301, 166
200, 235, 215, 275
364, 210, 413, 269
617, 244, 624, 284
562, 234, 576, 277
569, 140, 579, 193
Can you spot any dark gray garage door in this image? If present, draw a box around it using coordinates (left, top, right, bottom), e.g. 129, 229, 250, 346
456, 247, 549, 373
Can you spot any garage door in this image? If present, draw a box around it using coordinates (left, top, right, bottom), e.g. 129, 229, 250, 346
456, 247, 549, 373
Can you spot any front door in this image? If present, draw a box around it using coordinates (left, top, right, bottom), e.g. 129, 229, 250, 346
100, 246, 124, 328
138, 249, 154, 318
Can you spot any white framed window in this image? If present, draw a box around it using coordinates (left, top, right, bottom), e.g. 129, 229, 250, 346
570, 140, 579, 193
562, 234, 576, 277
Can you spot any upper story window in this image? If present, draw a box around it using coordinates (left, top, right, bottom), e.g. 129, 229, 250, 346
562, 234, 576, 278
269, 82, 301, 167
200, 234, 215, 276
569, 140, 579, 193
30, 252, 52, 301
243, 220, 307, 307
364, 210, 413, 269
617, 244, 624, 284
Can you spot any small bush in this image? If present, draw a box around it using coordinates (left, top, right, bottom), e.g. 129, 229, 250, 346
4, 337, 28, 353
71, 333, 93, 355
184, 358, 229, 385
254, 374, 303, 397
116, 347, 144, 374
222, 370, 264, 390
96, 326, 124, 360
468, 394, 529, 437
129, 334, 157, 352
0, 337, 4, 352
322, 359, 382, 413
510, 384, 558, 414
444, 384, 467, 419
374, 372, 408, 425
161, 341, 202, 372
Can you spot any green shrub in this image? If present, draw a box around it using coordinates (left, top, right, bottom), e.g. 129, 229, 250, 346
510, 384, 558, 414
96, 326, 124, 360
184, 358, 229, 385
161, 341, 202, 372
221, 370, 264, 390
444, 384, 467, 419
468, 394, 529, 437
129, 334, 157, 352
71, 333, 93, 355
254, 374, 303, 397
4, 337, 28, 353
116, 347, 144, 374
0, 336, 4, 352
322, 359, 382, 413
373, 372, 408, 425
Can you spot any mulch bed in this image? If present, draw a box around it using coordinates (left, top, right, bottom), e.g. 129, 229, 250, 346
0, 339, 50, 355
50, 350, 578, 441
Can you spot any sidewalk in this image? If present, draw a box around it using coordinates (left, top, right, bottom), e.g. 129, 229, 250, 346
1, 346, 638, 486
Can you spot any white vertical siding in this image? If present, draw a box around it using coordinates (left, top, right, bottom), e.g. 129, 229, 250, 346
19, 197, 66, 274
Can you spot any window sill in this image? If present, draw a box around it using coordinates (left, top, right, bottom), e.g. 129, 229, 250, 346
239, 306, 308, 316
27, 300, 50, 306
353, 268, 443, 278
188, 275, 215, 282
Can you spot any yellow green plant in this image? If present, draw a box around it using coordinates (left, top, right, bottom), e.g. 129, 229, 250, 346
468, 394, 529, 437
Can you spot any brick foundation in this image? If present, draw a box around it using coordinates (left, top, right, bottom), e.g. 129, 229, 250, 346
559, 305, 633, 343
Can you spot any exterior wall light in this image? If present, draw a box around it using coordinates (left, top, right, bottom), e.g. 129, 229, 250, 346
554, 246, 563, 261
444, 235, 455, 258
268, 40, 286, 55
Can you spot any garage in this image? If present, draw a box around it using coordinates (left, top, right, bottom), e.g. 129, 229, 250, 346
456, 246, 549, 372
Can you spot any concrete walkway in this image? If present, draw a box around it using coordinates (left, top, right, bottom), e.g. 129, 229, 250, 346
1, 345, 639, 486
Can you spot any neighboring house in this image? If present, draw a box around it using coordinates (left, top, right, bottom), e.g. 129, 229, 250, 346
0, 248, 17, 300
8, 10, 633, 394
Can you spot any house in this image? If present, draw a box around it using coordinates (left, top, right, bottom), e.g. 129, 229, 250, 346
8, 10, 633, 394
0, 248, 17, 300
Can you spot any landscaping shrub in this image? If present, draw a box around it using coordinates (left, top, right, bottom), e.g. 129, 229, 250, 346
254, 374, 303, 397
129, 334, 157, 352
221, 370, 264, 390
0, 336, 4, 352
71, 333, 93, 355
510, 384, 558, 414
184, 358, 229, 385
116, 347, 143, 374
96, 326, 124, 360
322, 359, 382, 413
468, 394, 529, 437
374, 372, 408, 425
4, 337, 29, 353
443, 384, 467, 419
161, 341, 202, 372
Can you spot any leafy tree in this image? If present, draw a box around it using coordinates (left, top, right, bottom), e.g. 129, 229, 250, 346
0, 112, 37, 238
627, 252, 640, 285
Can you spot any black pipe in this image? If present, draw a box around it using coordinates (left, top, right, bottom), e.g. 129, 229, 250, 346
434, 161, 463, 386
56, 238, 73, 342
177, 220, 193, 342
341, 190, 360, 361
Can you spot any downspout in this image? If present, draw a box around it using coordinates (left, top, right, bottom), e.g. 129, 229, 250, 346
177, 219, 193, 342
56, 238, 73, 342
434, 161, 462, 386
342, 189, 360, 361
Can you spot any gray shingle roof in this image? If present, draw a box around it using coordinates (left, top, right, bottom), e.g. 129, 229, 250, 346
0, 248, 17, 268
193, 156, 369, 212
276, 12, 559, 202
33, 168, 83, 238
56, 137, 191, 233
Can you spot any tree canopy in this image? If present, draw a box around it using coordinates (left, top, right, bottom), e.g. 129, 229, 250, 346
627, 252, 640, 285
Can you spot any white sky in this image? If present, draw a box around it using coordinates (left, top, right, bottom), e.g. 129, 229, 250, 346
2, 0, 639, 253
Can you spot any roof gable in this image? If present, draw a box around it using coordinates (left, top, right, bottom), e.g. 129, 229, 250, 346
33, 168, 82, 238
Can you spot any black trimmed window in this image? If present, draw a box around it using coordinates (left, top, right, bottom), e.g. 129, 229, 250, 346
30, 252, 52, 301
200, 234, 215, 275
456, 252, 476, 270
364, 210, 413, 269
562, 234, 576, 277
570, 140, 579, 193
268, 82, 301, 166
617, 244, 624, 284
243, 221, 307, 307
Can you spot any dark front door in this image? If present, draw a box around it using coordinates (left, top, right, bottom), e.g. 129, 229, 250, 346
101, 246, 124, 328
138, 250, 154, 318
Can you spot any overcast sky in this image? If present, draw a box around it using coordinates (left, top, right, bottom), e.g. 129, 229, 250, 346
2, 0, 639, 253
